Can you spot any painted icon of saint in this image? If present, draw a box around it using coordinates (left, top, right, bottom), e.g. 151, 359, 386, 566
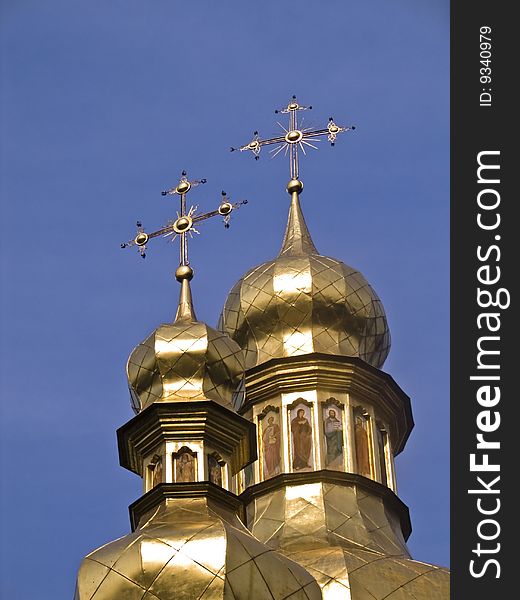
355, 412, 372, 478
152, 459, 162, 488
208, 455, 222, 486
176, 452, 195, 483
262, 415, 281, 478
324, 408, 343, 467
291, 407, 313, 470
244, 463, 254, 488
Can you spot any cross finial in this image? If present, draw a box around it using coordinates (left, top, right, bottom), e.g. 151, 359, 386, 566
231, 95, 355, 190
121, 170, 247, 271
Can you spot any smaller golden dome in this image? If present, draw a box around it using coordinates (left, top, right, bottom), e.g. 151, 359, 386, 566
127, 275, 245, 413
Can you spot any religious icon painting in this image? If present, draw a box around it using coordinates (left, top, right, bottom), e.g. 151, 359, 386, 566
260, 409, 282, 479
322, 401, 345, 470
208, 454, 222, 486
243, 462, 254, 488
376, 424, 389, 487
289, 401, 314, 472
152, 459, 163, 487
354, 407, 373, 479
174, 447, 196, 483
147, 454, 162, 489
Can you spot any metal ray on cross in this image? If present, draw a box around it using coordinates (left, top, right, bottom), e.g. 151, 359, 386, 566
231, 96, 355, 181
121, 171, 247, 262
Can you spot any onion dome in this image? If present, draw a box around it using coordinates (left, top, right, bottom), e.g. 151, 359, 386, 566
127, 265, 245, 413
74, 490, 322, 600
219, 180, 390, 371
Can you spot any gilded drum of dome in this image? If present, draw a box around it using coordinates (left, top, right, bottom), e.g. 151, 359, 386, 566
219, 194, 390, 370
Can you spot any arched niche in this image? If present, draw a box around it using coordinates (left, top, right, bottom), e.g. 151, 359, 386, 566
172, 446, 197, 483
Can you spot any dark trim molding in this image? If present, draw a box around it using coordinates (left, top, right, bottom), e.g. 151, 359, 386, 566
129, 482, 244, 531
239, 469, 412, 540
243, 353, 413, 454
117, 400, 257, 476
127, 470, 411, 542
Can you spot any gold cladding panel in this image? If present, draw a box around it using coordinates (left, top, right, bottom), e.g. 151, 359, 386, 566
220, 253, 390, 375
127, 321, 245, 413
75, 497, 323, 600
244, 482, 448, 599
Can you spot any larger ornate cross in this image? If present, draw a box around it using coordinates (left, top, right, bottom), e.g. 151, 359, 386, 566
121, 171, 247, 263
231, 95, 355, 182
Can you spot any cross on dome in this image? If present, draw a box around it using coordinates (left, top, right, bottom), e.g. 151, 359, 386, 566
231, 95, 355, 184
121, 170, 247, 268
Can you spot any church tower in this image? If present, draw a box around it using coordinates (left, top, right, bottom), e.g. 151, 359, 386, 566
74, 100, 449, 599
220, 97, 450, 598
74, 174, 323, 599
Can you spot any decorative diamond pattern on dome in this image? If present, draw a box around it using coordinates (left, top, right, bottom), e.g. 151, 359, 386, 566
246, 482, 449, 599
127, 320, 245, 413
127, 332, 164, 408
220, 253, 390, 372
219, 191, 391, 373
74, 497, 323, 600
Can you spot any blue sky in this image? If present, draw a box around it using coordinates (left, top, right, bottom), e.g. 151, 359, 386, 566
0, 1, 449, 597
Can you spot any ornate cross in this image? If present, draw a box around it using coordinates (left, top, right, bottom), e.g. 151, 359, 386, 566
231, 95, 355, 182
121, 171, 247, 262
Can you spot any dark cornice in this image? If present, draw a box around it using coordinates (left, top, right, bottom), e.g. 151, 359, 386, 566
117, 401, 257, 476
239, 469, 412, 540
128, 472, 411, 541
243, 353, 414, 454
128, 482, 244, 531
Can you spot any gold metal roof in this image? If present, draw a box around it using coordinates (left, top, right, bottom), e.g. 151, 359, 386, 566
219, 188, 390, 372
75, 491, 323, 600
127, 276, 245, 412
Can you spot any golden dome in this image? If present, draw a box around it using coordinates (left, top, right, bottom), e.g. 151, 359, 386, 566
75, 492, 322, 600
127, 274, 245, 413
219, 188, 390, 370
